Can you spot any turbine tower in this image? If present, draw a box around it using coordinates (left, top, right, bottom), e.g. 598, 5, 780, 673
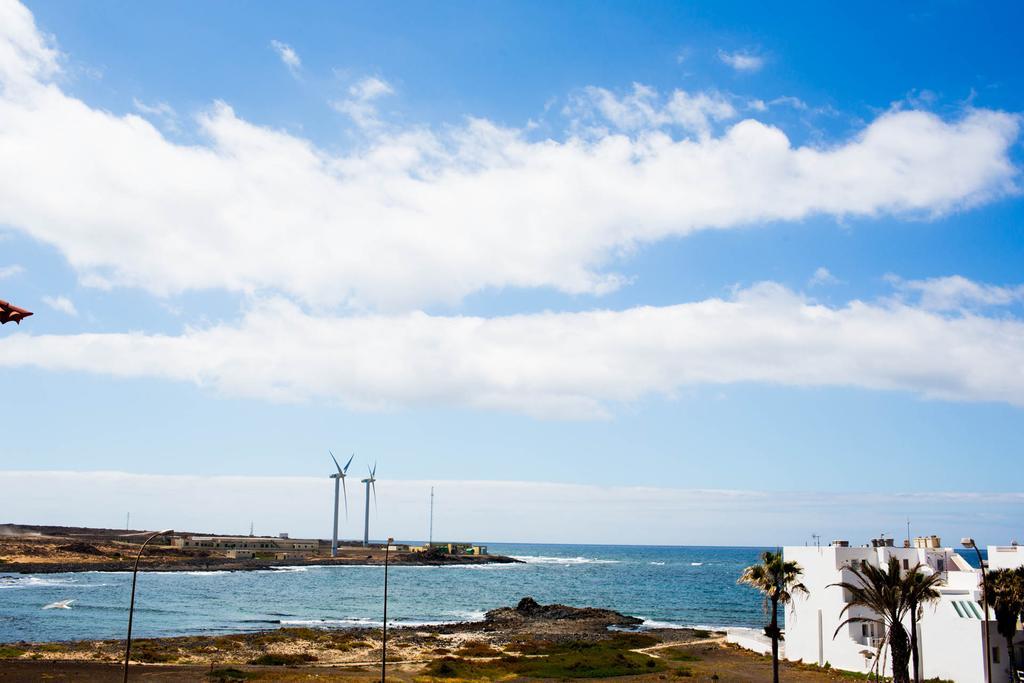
329, 451, 354, 557
361, 463, 377, 547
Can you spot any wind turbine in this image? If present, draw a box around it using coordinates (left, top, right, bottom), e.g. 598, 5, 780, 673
361, 463, 377, 547
329, 451, 354, 558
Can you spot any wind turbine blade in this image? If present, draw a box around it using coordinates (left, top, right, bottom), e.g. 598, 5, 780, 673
371, 462, 377, 478
372, 480, 378, 515
344, 453, 354, 473
329, 450, 342, 474
342, 477, 349, 520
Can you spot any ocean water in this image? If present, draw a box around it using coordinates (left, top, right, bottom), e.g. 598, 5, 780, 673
0, 544, 769, 643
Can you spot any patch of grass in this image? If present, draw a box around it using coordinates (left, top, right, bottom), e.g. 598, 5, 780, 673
422, 635, 665, 679
660, 647, 701, 662
208, 668, 257, 681
688, 629, 712, 639
248, 652, 317, 666
34, 642, 67, 653
131, 645, 176, 663
673, 668, 693, 677
0, 646, 26, 659
423, 656, 466, 678
508, 633, 657, 656
455, 641, 501, 657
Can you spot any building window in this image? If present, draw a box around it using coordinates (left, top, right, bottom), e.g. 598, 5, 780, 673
937, 559, 944, 572
902, 559, 909, 570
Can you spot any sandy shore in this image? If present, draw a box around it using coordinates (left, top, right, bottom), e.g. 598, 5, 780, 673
0, 598, 860, 681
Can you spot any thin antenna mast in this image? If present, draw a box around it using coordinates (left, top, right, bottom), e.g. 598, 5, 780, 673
429, 487, 434, 547
126, 512, 130, 531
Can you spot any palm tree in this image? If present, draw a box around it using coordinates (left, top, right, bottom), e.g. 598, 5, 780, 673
831, 556, 912, 683
901, 564, 943, 683
984, 567, 1024, 683
738, 549, 808, 683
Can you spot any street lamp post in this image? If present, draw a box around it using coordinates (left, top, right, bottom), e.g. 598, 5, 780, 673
381, 536, 394, 683
962, 538, 992, 683
123, 529, 173, 683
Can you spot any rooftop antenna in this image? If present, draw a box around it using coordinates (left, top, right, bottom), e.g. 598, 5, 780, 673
329, 451, 354, 558
361, 463, 377, 547
811, 534, 820, 549
126, 512, 130, 531
429, 487, 434, 547
249, 521, 254, 537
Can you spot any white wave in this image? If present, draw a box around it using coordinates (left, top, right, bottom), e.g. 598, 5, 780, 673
281, 612, 487, 629
281, 617, 381, 627
0, 576, 75, 589
640, 618, 688, 629
444, 609, 487, 622
178, 571, 233, 576
511, 555, 620, 565
649, 561, 666, 566
43, 599, 75, 610
268, 566, 309, 572
690, 562, 704, 566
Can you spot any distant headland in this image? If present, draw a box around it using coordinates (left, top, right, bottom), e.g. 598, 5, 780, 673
0, 524, 520, 574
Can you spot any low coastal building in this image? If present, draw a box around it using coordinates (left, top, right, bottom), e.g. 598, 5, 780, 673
783, 538, 1024, 683
172, 534, 317, 556
410, 542, 488, 555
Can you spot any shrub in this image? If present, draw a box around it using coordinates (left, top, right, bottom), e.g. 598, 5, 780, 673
455, 641, 501, 657
207, 668, 256, 681
248, 652, 317, 666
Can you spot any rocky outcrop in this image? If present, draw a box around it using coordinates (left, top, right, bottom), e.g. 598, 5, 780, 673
479, 597, 643, 634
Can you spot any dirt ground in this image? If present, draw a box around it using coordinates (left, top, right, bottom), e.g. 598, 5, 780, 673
0, 640, 853, 682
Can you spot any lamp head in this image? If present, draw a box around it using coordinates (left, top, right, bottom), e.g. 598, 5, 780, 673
961, 537, 976, 548
159, 529, 174, 535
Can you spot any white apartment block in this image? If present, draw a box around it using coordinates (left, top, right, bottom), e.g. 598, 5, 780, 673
784, 538, 1024, 683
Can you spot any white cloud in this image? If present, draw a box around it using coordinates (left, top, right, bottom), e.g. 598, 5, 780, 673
0, 3, 1018, 311
768, 95, 808, 110
132, 97, 178, 131
809, 266, 839, 286
269, 39, 300, 72
3, 470, 1021, 545
892, 274, 1024, 311
0, 263, 24, 279
0, 0, 58, 89
41, 294, 77, 315
2, 281, 1024, 417
132, 98, 175, 118
332, 75, 394, 128
719, 50, 764, 72
571, 83, 737, 138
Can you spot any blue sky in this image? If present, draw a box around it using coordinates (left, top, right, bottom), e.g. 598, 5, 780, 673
1, 0, 1022, 544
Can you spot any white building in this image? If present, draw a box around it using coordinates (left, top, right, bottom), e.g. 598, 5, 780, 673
783, 538, 1024, 683
172, 534, 317, 555
988, 543, 1024, 571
